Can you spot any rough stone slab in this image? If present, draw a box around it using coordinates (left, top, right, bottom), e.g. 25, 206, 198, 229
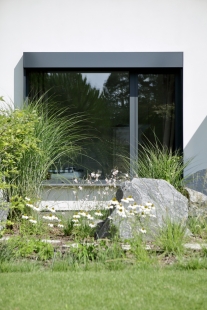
0, 204, 9, 230
185, 187, 207, 217
184, 243, 207, 250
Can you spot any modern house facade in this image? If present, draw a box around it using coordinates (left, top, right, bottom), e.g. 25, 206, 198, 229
1, 0, 207, 199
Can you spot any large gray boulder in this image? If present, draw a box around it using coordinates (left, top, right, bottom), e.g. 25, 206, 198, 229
97, 178, 188, 239
185, 187, 207, 217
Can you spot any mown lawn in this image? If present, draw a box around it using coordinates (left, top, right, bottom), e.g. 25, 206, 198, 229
0, 267, 207, 310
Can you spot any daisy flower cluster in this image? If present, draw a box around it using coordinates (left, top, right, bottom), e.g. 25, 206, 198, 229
24, 197, 64, 229
22, 214, 37, 224
72, 210, 103, 229
105, 196, 156, 234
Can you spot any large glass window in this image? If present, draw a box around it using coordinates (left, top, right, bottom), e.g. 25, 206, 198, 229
28, 71, 130, 178
27, 68, 181, 181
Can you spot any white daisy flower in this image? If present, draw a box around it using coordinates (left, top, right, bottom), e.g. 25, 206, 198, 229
112, 169, 118, 176
25, 197, 30, 201
26, 203, 34, 208
48, 207, 56, 213
78, 211, 87, 217
94, 211, 103, 216
58, 224, 64, 228
73, 214, 81, 219
89, 222, 96, 228
121, 198, 129, 203
117, 208, 127, 218
22, 215, 29, 219
127, 196, 134, 202
33, 206, 40, 212
29, 219, 37, 224
48, 223, 54, 227
105, 204, 114, 210
145, 202, 153, 207
139, 228, 147, 234
72, 219, 79, 223
127, 210, 135, 217
110, 199, 119, 205
129, 204, 138, 210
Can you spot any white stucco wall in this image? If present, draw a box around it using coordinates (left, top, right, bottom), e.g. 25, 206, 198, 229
1, 0, 207, 181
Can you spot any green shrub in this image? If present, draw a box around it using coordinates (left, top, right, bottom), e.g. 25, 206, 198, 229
0, 101, 41, 201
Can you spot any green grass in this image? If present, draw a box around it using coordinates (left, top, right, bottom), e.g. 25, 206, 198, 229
0, 268, 207, 310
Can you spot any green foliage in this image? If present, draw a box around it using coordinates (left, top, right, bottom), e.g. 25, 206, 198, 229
63, 217, 74, 236
0, 241, 14, 262
0, 106, 41, 198
187, 216, 207, 239
73, 223, 96, 240
20, 217, 48, 236
134, 134, 192, 192
8, 195, 30, 220
63, 213, 96, 240
175, 256, 207, 270
129, 236, 151, 263
68, 243, 98, 266
7, 236, 53, 261
156, 219, 187, 255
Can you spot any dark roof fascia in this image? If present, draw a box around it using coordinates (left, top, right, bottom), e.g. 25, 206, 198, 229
23, 52, 183, 69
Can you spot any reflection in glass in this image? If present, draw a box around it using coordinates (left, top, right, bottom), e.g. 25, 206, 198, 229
138, 74, 175, 149
28, 71, 129, 178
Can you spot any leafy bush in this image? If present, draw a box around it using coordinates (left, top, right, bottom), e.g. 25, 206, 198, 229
0, 101, 41, 201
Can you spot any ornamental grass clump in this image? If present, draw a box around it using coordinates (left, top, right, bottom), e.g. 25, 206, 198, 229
0, 96, 87, 214
14, 99, 86, 200
133, 134, 192, 193
155, 219, 187, 256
